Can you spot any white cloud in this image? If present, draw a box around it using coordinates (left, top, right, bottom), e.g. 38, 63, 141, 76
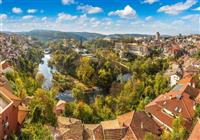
0, 14, 7, 20
108, 5, 136, 19
145, 16, 153, 21
181, 14, 199, 23
41, 17, 47, 21
172, 20, 185, 25
182, 14, 199, 19
22, 15, 34, 20
131, 21, 144, 25
158, 0, 197, 15
2, 17, 199, 35
12, 7, 23, 14
89, 18, 101, 27
57, 13, 77, 22
77, 5, 103, 14
193, 6, 200, 11
27, 9, 37, 14
76, 14, 88, 24
62, 0, 74, 5
144, 0, 159, 4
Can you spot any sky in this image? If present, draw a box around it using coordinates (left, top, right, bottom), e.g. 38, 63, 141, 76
0, 0, 199, 35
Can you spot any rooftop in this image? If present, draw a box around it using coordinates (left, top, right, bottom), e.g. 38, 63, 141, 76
57, 116, 80, 126
101, 120, 123, 130
172, 84, 184, 91
0, 91, 11, 113
188, 119, 200, 140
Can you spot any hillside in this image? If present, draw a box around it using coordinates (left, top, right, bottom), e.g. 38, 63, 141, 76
17, 30, 160, 42
18, 30, 105, 41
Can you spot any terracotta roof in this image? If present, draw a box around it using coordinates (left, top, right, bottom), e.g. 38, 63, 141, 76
18, 104, 28, 124
117, 111, 161, 140
156, 93, 195, 120
84, 124, 100, 131
101, 120, 124, 130
145, 74, 199, 130
118, 111, 134, 126
129, 111, 161, 140
145, 104, 174, 128
145, 94, 165, 108
123, 128, 136, 140
178, 74, 194, 85
188, 119, 200, 140
57, 116, 80, 126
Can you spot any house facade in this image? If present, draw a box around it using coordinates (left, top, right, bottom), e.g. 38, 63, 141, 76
0, 75, 28, 139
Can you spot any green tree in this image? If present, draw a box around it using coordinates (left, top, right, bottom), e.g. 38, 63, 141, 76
29, 89, 56, 126
72, 84, 88, 102
21, 123, 53, 140
64, 102, 76, 117
194, 104, 200, 118
76, 57, 95, 84
171, 116, 187, 140
144, 132, 155, 140
161, 116, 187, 140
36, 73, 45, 86
73, 102, 94, 123
137, 97, 150, 111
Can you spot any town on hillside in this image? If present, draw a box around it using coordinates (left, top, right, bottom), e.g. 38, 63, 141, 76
0, 30, 200, 140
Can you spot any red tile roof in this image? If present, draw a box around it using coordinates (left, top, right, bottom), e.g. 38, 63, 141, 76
129, 111, 161, 139
117, 111, 161, 140
188, 119, 200, 140
145, 74, 199, 130
118, 111, 134, 126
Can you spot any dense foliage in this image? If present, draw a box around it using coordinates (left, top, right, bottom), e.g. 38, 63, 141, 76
48, 40, 170, 123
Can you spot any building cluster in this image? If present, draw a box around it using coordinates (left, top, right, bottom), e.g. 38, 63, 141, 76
52, 73, 200, 140
114, 42, 150, 60
0, 33, 35, 60
51, 111, 161, 140
113, 33, 200, 60
165, 56, 200, 87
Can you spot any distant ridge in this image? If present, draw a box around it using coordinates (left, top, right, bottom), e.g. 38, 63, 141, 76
13, 30, 170, 41
18, 30, 105, 41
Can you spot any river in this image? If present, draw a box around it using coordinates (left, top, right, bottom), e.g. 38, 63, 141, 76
38, 54, 55, 89
38, 53, 74, 102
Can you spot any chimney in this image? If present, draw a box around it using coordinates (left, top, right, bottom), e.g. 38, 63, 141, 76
141, 122, 144, 129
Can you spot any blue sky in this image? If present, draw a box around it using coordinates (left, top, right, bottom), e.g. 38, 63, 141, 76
0, 0, 199, 35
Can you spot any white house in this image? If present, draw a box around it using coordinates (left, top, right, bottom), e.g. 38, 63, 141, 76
170, 74, 181, 87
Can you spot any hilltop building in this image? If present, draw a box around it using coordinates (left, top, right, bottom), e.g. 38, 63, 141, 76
155, 32, 160, 41
114, 42, 150, 58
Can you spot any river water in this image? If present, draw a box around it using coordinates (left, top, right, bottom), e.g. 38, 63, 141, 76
38, 54, 55, 89
38, 53, 74, 102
